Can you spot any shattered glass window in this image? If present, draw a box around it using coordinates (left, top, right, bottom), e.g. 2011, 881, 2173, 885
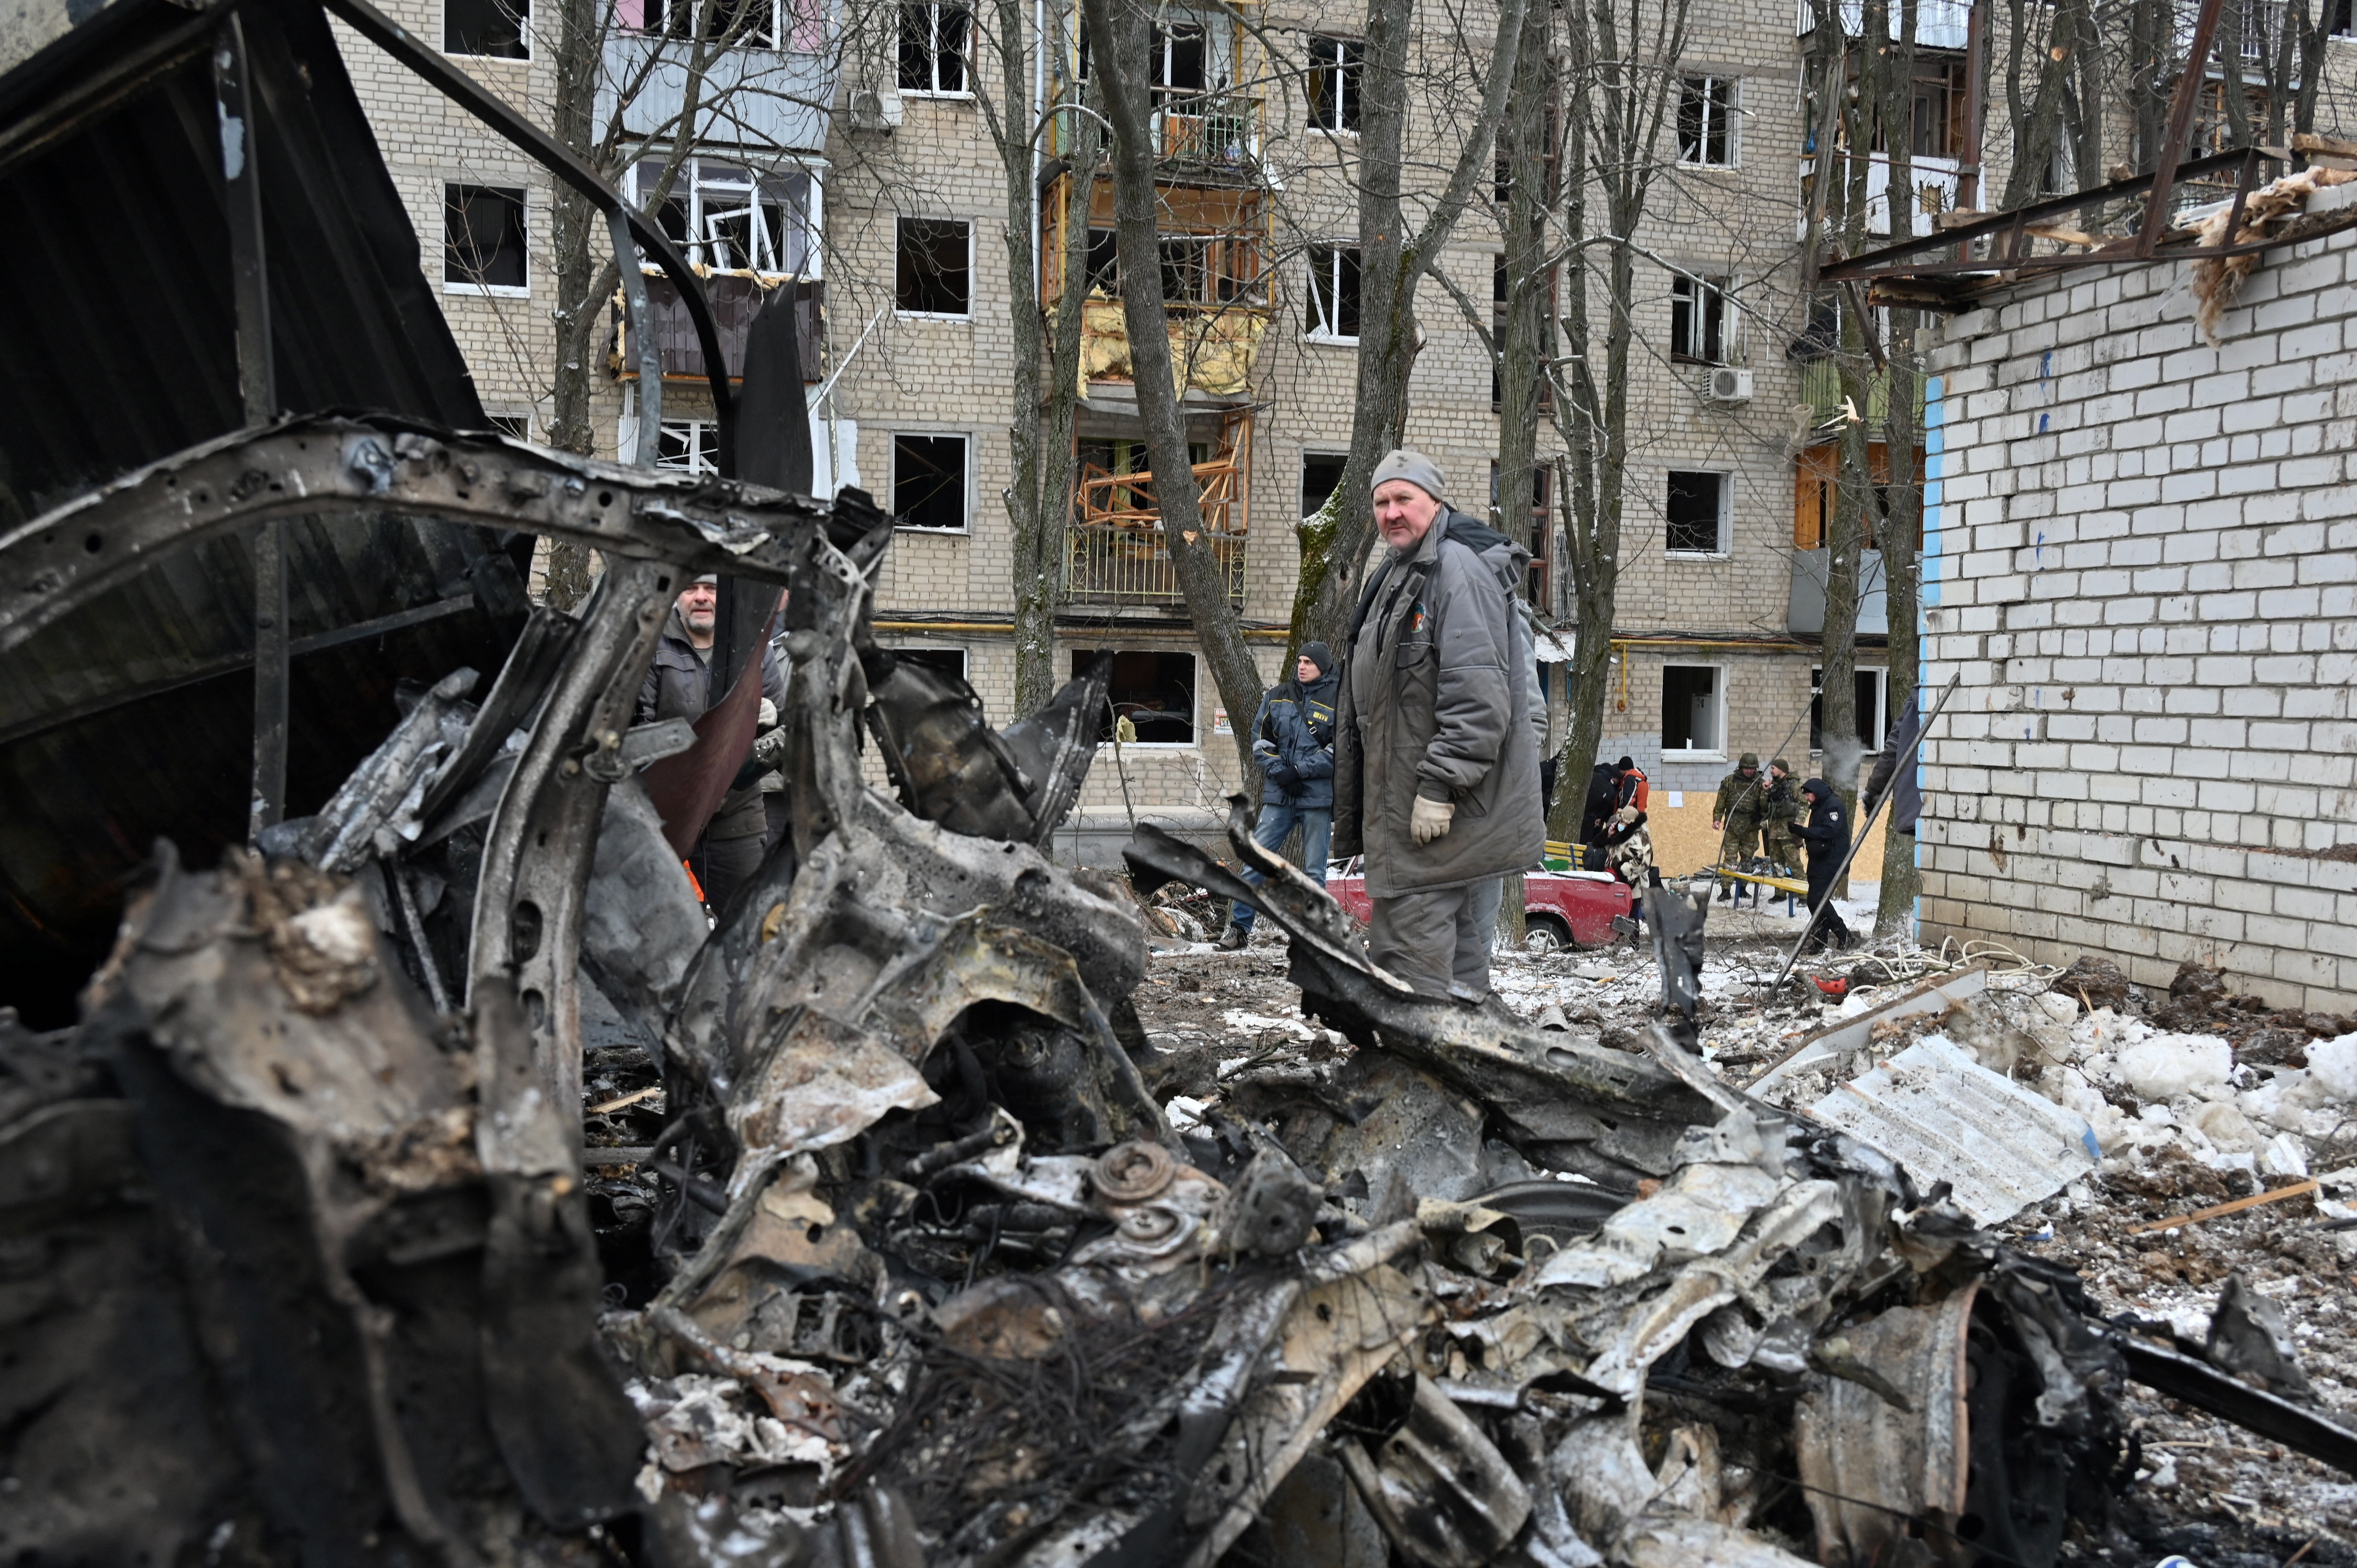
897, 1, 970, 92
892, 434, 967, 530
1075, 649, 1196, 744
896, 217, 971, 315
445, 0, 528, 57
1661, 663, 1721, 752
1305, 245, 1360, 341
1665, 469, 1725, 554
658, 418, 721, 473
630, 159, 818, 276
443, 184, 528, 292
1670, 274, 1728, 364
1677, 74, 1737, 166
1307, 35, 1362, 133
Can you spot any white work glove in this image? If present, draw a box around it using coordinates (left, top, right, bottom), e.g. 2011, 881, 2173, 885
1410, 794, 1454, 845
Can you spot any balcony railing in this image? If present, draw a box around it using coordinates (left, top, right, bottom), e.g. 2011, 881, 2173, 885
1065, 445, 1247, 607
612, 272, 822, 383
1047, 85, 1264, 176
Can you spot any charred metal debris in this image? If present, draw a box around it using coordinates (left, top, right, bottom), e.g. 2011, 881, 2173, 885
8, 421, 2356, 1568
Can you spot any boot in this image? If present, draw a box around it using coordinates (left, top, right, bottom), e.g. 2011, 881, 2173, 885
1215, 923, 1249, 952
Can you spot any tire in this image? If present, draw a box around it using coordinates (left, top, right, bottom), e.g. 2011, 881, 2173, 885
1523, 913, 1574, 952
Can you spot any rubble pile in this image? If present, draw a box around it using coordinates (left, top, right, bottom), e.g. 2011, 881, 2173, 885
5, 441, 2356, 1566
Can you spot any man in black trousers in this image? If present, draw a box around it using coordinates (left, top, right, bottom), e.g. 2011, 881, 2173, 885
1795, 777, 1855, 952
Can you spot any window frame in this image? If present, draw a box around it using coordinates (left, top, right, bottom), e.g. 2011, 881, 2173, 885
897, 0, 974, 95
1660, 662, 1728, 760
1669, 272, 1731, 366
1664, 468, 1731, 558
1307, 34, 1362, 134
656, 417, 724, 474
630, 157, 823, 278
889, 430, 972, 533
1811, 666, 1889, 754
1304, 244, 1361, 343
1075, 648, 1201, 749
445, 0, 530, 58
895, 215, 974, 318
442, 182, 530, 297
1676, 73, 1739, 167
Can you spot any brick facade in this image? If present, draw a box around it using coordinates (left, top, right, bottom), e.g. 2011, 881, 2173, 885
1917, 192, 2357, 1010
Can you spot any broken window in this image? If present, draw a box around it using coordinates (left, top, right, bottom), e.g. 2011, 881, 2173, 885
1300, 452, 1347, 517
1075, 649, 1196, 743
1307, 35, 1361, 132
1492, 461, 1550, 602
1665, 470, 1726, 554
1677, 74, 1736, 166
1661, 663, 1722, 754
443, 184, 528, 293
1305, 245, 1360, 341
891, 646, 967, 681
641, 0, 822, 47
897, 1, 970, 92
1812, 666, 1887, 752
1670, 274, 1728, 364
658, 418, 722, 473
896, 217, 971, 315
632, 159, 818, 275
892, 433, 968, 530
1085, 228, 1120, 292
445, 0, 528, 57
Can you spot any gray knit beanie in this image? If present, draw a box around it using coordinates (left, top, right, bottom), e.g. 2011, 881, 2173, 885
1370, 448, 1446, 503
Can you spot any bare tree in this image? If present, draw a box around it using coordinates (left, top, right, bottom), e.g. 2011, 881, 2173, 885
1286, 0, 1531, 658
1542, 0, 1689, 841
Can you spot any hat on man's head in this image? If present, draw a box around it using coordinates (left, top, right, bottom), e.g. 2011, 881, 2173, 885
1740, 752, 1759, 768
1370, 449, 1446, 503
1772, 757, 1792, 772
689, 572, 719, 586
1615, 756, 1635, 771
1298, 640, 1336, 676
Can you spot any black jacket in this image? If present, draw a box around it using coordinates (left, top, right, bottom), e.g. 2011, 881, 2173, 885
1795, 780, 1850, 887
1251, 671, 1339, 807
636, 606, 788, 840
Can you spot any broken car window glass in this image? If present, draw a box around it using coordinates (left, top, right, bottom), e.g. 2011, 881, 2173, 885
444, 183, 527, 291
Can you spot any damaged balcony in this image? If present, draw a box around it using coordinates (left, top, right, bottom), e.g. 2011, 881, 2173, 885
1065, 410, 1251, 608
611, 271, 824, 383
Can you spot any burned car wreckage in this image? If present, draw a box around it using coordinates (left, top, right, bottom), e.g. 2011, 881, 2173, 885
4, 1, 2355, 1565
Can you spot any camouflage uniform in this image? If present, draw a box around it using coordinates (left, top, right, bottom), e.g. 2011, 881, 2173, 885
1711, 753, 1768, 864
1760, 759, 1804, 872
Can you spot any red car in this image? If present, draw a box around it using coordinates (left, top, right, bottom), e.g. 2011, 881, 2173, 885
1322, 860, 1633, 950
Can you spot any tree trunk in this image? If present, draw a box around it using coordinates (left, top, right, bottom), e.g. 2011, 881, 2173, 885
1019, 113, 1100, 715
988, 0, 1048, 715
1289, 0, 1531, 658
1545, 0, 1688, 839
1876, 0, 1922, 936
541, 0, 606, 607
1082, 0, 1267, 773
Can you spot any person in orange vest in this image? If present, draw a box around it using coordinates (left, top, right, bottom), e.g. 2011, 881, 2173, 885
1612, 756, 1650, 816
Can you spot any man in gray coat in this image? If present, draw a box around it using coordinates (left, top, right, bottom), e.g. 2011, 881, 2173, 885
1330, 450, 1544, 1002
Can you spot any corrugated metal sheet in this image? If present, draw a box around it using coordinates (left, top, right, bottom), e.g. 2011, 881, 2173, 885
0, 0, 528, 1023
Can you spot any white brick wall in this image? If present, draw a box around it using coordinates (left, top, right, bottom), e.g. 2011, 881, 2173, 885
1918, 222, 2357, 1011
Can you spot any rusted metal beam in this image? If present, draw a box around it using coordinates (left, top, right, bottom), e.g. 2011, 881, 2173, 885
2136, 0, 2228, 256
1838, 210, 2357, 280
1822, 147, 2269, 279
0, 416, 880, 658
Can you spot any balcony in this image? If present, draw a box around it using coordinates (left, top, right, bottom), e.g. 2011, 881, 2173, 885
1064, 417, 1249, 608
597, 31, 836, 153
1797, 152, 1963, 238
612, 272, 822, 383
1788, 547, 1889, 637
1048, 87, 1265, 180
1074, 299, 1269, 398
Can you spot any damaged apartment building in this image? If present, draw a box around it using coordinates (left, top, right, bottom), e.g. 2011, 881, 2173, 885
306, 0, 2339, 849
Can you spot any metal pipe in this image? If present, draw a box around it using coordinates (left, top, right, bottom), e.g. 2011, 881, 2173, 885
1767, 674, 1961, 994
318, 0, 740, 474
608, 207, 662, 468
212, 14, 286, 841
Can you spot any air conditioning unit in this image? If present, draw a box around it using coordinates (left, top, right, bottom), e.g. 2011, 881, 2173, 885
847, 85, 903, 131
1707, 367, 1754, 404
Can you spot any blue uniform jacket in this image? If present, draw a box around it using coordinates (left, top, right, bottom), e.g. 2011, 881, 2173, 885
1252, 673, 1339, 808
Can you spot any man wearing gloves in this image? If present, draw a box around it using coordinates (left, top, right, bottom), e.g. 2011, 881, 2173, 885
1217, 643, 1339, 950
1330, 450, 1544, 1003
